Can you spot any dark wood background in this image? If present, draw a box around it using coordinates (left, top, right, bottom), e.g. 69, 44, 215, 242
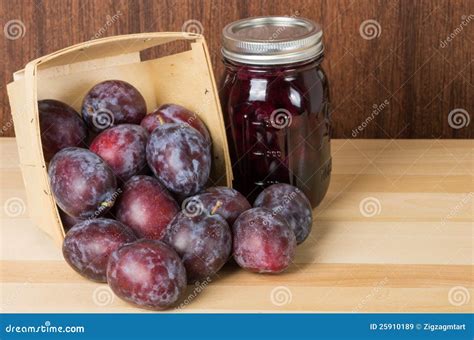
1, 0, 472, 138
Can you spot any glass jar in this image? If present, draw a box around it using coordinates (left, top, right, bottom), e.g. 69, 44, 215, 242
220, 16, 332, 207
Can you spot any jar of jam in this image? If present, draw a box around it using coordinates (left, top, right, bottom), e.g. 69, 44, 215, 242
220, 16, 332, 207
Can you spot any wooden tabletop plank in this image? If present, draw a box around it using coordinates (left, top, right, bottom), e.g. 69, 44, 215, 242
2, 261, 472, 287
1, 284, 471, 313
0, 138, 472, 313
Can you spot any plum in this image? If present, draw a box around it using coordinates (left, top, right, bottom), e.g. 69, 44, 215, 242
233, 207, 296, 273
62, 218, 137, 282
254, 183, 313, 244
116, 175, 179, 240
48, 148, 117, 218
184, 187, 251, 226
82, 80, 147, 132
203, 186, 251, 224
141, 104, 211, 143
38, 99, 88, 161
107, 239, 187, 310
163, 211, 231, 282
146, 123, 211, 196
90, 124, 148, 182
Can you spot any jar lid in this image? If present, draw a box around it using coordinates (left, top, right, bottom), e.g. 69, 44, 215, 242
222, 16, 324, 65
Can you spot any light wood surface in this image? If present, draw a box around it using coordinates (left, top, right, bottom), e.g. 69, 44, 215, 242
1, 138, 473, 313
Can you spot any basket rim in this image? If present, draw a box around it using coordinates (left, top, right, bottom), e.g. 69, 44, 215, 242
18, 32, 204, 73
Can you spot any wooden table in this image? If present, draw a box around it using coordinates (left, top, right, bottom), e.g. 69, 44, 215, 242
1, 138, 472, 313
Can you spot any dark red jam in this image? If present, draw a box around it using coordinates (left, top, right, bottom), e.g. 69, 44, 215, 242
220, 56, 331, 206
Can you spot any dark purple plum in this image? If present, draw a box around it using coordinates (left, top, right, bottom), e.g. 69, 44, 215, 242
141, 104, 211, 143
163, 211, 231, 282
146, 123, 211, 196
184, 186, 251, 226
107, 239, 187, 310
48, 148, 117, 218
203, 186, 251, 225
233, 207, 296, 273
38, 99, 88, 161
254, 183, 313, 244
62, 218, 137, 282
90, 124, 148, 182
116, 176, 179, 240
82, 80, 147, 132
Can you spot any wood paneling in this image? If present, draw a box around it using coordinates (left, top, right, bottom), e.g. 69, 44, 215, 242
1, 0, 472, 138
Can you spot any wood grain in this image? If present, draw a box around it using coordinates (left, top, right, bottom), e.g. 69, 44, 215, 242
1, 138, 472, 312
1, 0, 472, 138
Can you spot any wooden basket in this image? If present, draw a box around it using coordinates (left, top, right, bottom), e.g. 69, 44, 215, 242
6, 32, 233, 246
